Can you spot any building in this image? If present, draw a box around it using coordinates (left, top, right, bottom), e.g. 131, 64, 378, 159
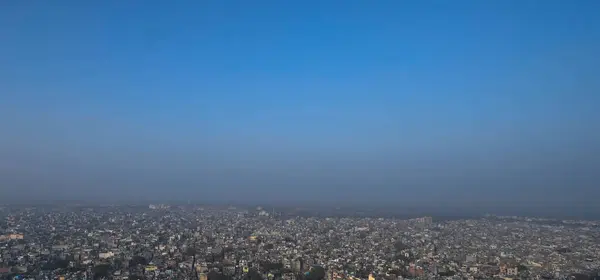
0, 233, 24, 241
99, 251, 114, 259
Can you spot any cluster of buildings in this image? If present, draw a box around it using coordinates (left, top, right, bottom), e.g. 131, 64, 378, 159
0, 205, 599, 279
0, 234, 23, 242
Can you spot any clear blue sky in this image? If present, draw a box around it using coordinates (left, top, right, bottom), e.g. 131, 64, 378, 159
1, 0, 599, 207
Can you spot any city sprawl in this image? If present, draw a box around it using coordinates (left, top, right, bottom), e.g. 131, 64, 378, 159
1, 205, 599, 280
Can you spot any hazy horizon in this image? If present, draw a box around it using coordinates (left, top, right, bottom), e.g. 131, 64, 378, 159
1, 1, 599, 208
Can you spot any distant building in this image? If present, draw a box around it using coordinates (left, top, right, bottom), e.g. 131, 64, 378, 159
500, 264, 518, 276
99, 251, 114, 259
0, 233, 23, 241
145, 265, 158, 272
466, 254, 476, 263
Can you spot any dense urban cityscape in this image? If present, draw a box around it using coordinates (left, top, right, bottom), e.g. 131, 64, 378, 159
1, 204, 599, 280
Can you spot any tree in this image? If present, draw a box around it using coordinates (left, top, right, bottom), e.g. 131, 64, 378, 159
260, 261, 283, 271
92, 264, 111, 279
393, 241, 409, 251
112, 258, 123, 270
306, 266, 325, 280
517, 264, 528, 272
245, 268, 263, 280
185, 247, 197, 256
129, 255, 148, 267
439, 271, 455, 277
208, 270, 232, 280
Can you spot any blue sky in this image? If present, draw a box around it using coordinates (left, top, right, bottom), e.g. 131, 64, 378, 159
1, 0, 599, 206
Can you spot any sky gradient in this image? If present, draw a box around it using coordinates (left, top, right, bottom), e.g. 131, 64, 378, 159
1, 1, 599, 207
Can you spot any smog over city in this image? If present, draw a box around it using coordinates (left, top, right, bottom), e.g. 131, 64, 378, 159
1, 1, 600, 279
